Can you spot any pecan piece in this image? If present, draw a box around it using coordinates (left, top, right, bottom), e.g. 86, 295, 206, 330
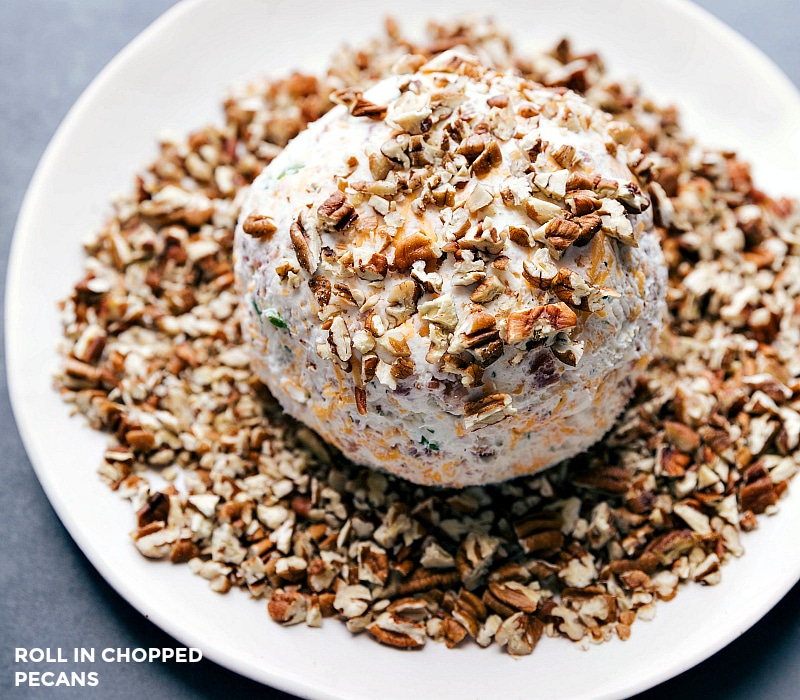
464, 393, 516, 432
606, 552, 660, 575
354, 386, 367, 416
572, 465, 632, 494
483, 587, 516, 618
561, 587, 618, 624
126, 428, 156, 453
645, 529, 696, 565
334, 584, 372, 618
488, 581, 541, 613
664, 420, 701, 452
367, 612, 426, 649
350, 99, 389, 120
169, 539, 199, 564
448, 308, 502, 367
242, 213, 277, 238
289, 216, 321, 273
393, 230, 438, 270
487, 94, 510, 108
356, 252, 388, 281
361, 354, 379, 382
390, 357, 415, 380
507, 225, 534, 248
660, 446, 691, 477
471, 140, 502, 177
452, 589, 487, 636
740, 462, 777, 514
551, 144, 576, 169
396, 570, 461, 596
506, 303, 577, 344
268, 589, 308, 625
136, 491, 170, 528
456, 134, 488, 163
331, 87, 388, 120
550, 268, 620, 312
543, 217, 582, 255
327, 316, 352, 363
573, 213, 603, 246
514, 510, 565, 554
307, 274, 331, 308
317, 191, 357, 231
470, 275, 505, 304
358, 543, 390, 585
495, 612, 544, 656
456, 530, 501, 590
566, 193, 602, 216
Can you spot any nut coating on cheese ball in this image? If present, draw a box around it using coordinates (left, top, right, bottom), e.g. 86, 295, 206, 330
234, 50, 666, 487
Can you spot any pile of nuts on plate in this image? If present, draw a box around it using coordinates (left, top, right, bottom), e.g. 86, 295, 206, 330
57, 18, 800, 654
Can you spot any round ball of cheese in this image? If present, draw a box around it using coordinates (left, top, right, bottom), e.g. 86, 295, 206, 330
234, 51, 666, 487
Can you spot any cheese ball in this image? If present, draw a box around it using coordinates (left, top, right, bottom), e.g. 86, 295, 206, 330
234, 51, 666, 487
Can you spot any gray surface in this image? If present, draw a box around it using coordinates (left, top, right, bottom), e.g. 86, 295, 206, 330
1, 1, 798, 698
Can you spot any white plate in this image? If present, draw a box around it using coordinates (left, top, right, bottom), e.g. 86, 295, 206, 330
7, 1, 800, 698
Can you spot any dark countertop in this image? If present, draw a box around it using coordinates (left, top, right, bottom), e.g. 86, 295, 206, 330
2, 1, 799, 698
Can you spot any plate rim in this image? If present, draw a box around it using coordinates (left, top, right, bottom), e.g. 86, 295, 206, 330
6, 1, 800, 698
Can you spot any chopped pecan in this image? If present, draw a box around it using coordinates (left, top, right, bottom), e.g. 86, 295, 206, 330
456, 530, 500, 590
507, 224, 534, 248
740, 462, 777, 514
456, 134, 488, 163
331, 87, 388, 120
664, 421, 701, 453
367, 612, 426, 649
452, 589, 487, 635
487, 94, 510, 108
327, 316, 352, 363
573, 213, 603, 245
442, 616, 469, 648
525, 197, 563, 225
393, 230, 438, 270
242, 213, 277, 238
550, 267, 620, 313
307, 275, 331, 308
358, 543, 390, 585
506, 303, 577, 344
487, 581, 540, 613
289, 216, 321, 273
396, 570, 461, 596
606, 552, 660, 575
463, 393, 516, 432
317, 191, 357, 231
514, 510, 565, 554
448, 308, 502, 367
356, 252, 388, 280
660, 446, 691, 477
268, 589, 308, 625
169, 539, 199, 564
465, 182, 494, 212
354, 386, 367, 415
495, 612, 544, 656
483, 587, 516, 618
566, 193, 602, 216
334, 584, 372, 618
390, 357, 415, 380
543, 216, 582, 254
470, 140, 502, 177
572, 466, 631, 495
470, 275, 505, 304
126, 428, 156, 453
136, 491, 170, 527
645, 529, 697, 565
